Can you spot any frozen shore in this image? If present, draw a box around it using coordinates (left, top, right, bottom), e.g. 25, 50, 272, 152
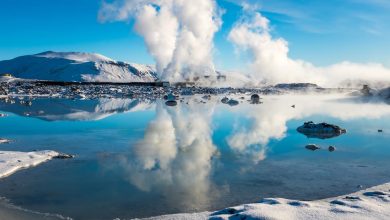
0, 150, 73, 219
0, 150, 60, 178
143, 183, 390, 220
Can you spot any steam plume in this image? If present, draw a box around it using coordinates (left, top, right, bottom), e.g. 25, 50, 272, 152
99, 0, 222, 82
228, 8, 390, 87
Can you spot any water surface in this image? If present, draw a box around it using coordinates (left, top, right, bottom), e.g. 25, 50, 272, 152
0, 94, 389, 219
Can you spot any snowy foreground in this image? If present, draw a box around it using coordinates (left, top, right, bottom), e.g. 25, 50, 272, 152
0, 150, 60, 178
144, 183, 390, 220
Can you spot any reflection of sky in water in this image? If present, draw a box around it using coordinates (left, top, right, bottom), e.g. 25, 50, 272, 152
0, 94, 389, 219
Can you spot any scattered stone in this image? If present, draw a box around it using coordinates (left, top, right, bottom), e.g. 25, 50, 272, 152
297, 121, 347, 139
165, 93, 177, 101
328, 146, 336, 152
0, 113, 6, 117
305, 144, 321, 151
291, 105, 296, 108
202, 95, 211, 100
221, 97, 229, 104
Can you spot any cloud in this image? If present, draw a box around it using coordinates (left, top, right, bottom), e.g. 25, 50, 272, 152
228, 9, 390, 87
99, 0, 222, 82
226, 0, 390, 35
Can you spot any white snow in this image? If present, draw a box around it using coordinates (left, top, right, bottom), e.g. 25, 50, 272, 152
0, 51, 158, 82
146, 183, 390, 220
0, 150, 59, 178
36, 51, 114, 63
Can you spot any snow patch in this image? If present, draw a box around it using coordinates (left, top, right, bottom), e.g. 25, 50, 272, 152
0, 150, 60, 178
145, 183, 390, 220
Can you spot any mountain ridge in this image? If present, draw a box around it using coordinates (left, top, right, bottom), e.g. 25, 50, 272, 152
0, 51, 158, 82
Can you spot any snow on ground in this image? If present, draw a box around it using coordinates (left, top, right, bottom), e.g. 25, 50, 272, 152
36, 51, 114, 63
0, 150, 60, 178
144, 183, 390, 220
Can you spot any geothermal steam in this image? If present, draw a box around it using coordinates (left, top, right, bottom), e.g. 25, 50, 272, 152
228, 9, 390, 87
99, 0, 222, 82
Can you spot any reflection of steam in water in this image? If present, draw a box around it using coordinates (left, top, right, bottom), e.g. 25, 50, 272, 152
119, 101, 219, 210
227, 94, 390, 164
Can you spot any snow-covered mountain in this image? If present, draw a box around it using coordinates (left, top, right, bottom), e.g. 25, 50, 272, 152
0, 51, 158, 82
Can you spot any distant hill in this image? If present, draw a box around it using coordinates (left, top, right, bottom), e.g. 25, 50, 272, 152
0, 51, 158, 82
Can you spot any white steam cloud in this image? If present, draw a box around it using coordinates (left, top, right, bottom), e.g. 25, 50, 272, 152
99, 0, 222, 82
228, 8, 390, 87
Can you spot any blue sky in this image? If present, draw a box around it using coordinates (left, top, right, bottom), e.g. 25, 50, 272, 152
1, 0, 390, 70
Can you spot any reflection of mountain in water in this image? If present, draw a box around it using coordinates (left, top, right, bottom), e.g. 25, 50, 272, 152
0, 98, 155, 121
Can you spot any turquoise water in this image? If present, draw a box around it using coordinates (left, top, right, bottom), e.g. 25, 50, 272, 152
0, 94, 389, 219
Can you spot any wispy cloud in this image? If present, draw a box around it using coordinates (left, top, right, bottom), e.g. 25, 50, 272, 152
223, 0, 390, 35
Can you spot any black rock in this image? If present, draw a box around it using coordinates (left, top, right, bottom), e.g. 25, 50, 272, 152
221, 97, 229, 104
297, 121, 347, 139
250, 94, 260, 103
227, 99, 239, 106
165, 100, 177, 107
305, 144, 321, 151
53, 153, 74, 159
328, 146, 336, 152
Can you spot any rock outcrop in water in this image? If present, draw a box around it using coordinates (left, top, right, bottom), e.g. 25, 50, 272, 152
297, 121, 347, 139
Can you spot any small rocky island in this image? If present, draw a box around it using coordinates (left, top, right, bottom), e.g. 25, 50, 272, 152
297, 121, 347, 139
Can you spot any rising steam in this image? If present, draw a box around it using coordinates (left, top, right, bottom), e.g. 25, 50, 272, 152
99, 1, 389, 87
99, 0, 222, 82
228, 8, 390, 87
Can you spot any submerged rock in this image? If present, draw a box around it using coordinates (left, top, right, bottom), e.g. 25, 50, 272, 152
227, 99, 239, 106
305, 144, 320, 151
297, 121, 347, 139
53, 153, 74, 159
328, 146, 336, 152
